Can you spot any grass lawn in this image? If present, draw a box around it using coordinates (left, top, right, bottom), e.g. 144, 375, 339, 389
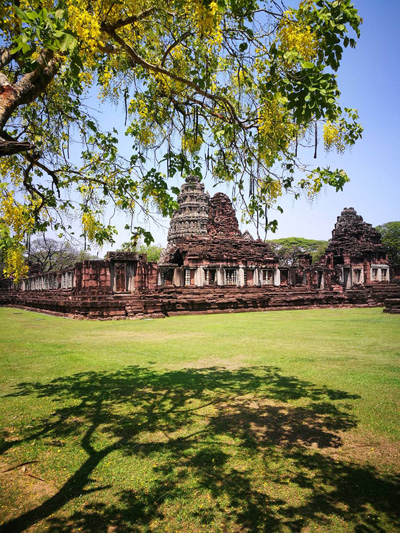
0, 306, 399, 532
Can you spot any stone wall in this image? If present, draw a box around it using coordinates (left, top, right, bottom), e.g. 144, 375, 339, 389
3, 283, 400, 320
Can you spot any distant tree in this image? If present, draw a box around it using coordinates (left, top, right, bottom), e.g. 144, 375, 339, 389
28, 237, 97, 273
376, 222, 400, 264
118, 241, 163, 262
137, 244, 163, 262
267, 237, 328, 265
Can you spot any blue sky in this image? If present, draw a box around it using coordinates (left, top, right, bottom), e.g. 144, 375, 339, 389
268, 0, 400, 241
92, 0, 400, 249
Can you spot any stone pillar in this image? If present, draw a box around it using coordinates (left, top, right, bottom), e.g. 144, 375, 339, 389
254, 268, 260, 287
173, 268, 183, 287
216, 267, 224, 286
238, 266, 245, 287
274, 268, 281, 287
194, 267, 205, 287
345, 268, 352, 289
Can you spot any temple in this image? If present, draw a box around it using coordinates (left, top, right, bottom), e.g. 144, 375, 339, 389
1, 175, 399, 317
158, 176, 279, 288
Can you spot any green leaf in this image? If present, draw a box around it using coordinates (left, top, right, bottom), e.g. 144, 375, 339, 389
59, 33, 77, 52
13, 5, 31, 23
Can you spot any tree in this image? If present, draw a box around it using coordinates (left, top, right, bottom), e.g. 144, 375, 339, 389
117, 241, 164, 262
376, 222, 400, 265
267, 236, 328, 265
0, 0, 362, 279
0, 221, 29, 279
28, 237, 97, 272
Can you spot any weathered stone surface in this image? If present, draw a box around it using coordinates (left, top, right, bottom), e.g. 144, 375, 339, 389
207, 193, 241, 237
160, 175, 276, 270
162, 236, 276, 267
326, 207, 386, 257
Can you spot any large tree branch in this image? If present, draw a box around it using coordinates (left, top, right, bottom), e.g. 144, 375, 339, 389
161, 31, 192, 66
100, 7, 169, 31
105, 28, 244, 127
0, 131, 32, 156
0, 49, 59, 133
0, 48, 13, 69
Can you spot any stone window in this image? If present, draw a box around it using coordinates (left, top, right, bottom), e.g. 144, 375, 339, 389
225, 269, 237, 285
381, 268, 388, 281
371, 268, 378, 281
160, 269, 173, 286
185, 269, 191, 286
262, 269, 273, 285
280, 270, 288, 285
205, 269, 216, 286
354, 269, 362, 284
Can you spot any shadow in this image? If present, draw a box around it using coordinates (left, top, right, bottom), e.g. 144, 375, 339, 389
0, 366, 398, 532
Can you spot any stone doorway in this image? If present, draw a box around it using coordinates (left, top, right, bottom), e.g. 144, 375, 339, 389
114, 262, 127, 292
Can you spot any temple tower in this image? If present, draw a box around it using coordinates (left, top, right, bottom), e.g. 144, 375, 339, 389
327, 207, 384, 255
167, 175, 210, 244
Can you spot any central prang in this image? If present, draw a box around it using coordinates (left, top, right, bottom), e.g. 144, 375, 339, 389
159, 175, 278, 287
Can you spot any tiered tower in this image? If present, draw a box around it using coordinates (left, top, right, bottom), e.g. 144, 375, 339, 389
167, 175, 210, 244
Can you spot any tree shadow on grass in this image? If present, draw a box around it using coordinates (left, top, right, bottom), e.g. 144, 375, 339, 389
0, 366, 398, 532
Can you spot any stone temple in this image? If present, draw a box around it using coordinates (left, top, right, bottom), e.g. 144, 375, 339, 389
158, 175, 279, 288
1, 175, 399, 317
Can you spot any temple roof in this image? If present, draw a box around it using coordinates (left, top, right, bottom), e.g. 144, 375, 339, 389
164, 236, 276, 266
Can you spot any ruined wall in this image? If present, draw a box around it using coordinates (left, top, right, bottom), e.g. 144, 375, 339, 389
75, 260, 112, 293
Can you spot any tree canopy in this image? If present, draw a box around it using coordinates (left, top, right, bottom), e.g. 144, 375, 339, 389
117, 241, 164, 262
266, 236, 328, 265
376, 222, 400, 265
0, 0, 362, 280
28, 236, 97, 272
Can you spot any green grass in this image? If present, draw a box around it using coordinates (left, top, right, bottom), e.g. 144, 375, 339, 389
0, 307, 399, 532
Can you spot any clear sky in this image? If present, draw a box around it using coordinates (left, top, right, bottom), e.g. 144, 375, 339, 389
91, 0, 400, 250
268, 0, 400, 241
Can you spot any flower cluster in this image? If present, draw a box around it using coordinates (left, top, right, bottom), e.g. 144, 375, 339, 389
66, 0, 103, 55
81, 211, 100, 242
277, 11, 318, 62
323, 122, 346, 153
258, 96, 296, 165
185, 0, 223, 51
